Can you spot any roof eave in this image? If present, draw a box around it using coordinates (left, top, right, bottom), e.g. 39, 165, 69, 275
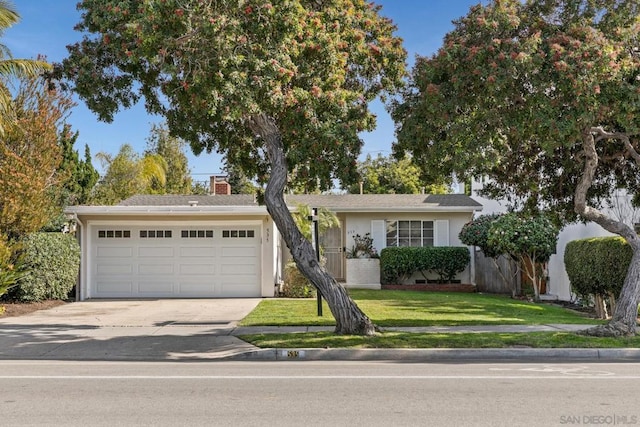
64, 206, 269, 216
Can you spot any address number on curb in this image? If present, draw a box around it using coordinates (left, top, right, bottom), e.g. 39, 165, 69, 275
282, 350, 306, 359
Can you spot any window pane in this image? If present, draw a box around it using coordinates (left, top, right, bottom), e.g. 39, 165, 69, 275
123, 230, 131, 238
231, 230, 238, 238
156, 230, 164, 238
165, 230, 172, 238
98, 230, 105, 238
223, 230, 230, 238
190, 230, 196, 238
181, 230, 188, 238
106, 230, 114, 238
423, 237, 434, 247
205, 230, 213, 238
247, 230, 255, 238
149, 230, 156, 238
197, 230, 205, 238
239, 230, 246, 238
140, 230, 147, 238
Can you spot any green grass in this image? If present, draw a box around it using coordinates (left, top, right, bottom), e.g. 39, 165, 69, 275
239, 289, 602, 327
240, 331, 640, 349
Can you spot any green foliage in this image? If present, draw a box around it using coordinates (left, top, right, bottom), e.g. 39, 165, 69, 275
380, 247, 417, 284
487, 214, 558, 263
344, 154, 448, 194
59, 0, 406, 191
145, 123, 192, 194
458, 214, 503, 258
57, 127, 99, 206
380, 246, 470, 284
292, 204, 340, 242
281, 261, 317, 298
392, 0, 640, 224
15, 233, 80, 302
0, 75, 70, 238
0, 235, 27, 298
225, 163, 258, 195
565, 237, 632, 300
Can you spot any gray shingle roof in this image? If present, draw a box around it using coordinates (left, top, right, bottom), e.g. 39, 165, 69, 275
119, 193, 481, 210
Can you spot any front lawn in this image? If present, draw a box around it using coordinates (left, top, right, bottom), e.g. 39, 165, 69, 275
240, 331, 640, 349
239, 290, 602, 327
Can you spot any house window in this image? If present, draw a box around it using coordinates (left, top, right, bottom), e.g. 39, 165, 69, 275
98, 230, 131, 239
140, 230, 172, 238
386, 220, 434, 247
222, 229, 256, 238
180, 230, 214, 238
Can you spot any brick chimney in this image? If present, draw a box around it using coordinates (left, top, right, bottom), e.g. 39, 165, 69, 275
210, 175, 231, 195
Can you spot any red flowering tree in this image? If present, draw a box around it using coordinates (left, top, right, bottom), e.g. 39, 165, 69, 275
392, 0, 640, 336
57, 0, 406, 335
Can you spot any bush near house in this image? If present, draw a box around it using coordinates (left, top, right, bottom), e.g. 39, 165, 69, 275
13, 233, 80, 302
281, 261, 317, 298
380, 246, 470, 284
565, 237, 631, 318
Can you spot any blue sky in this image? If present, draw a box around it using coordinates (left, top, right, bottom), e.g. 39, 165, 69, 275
5, 0, 481, 178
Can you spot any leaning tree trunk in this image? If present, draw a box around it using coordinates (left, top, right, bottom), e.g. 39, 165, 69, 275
576, 128, 640, 337
246, 113, 377, 335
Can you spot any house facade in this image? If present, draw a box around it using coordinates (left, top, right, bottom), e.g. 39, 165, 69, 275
65, 193, 481, 300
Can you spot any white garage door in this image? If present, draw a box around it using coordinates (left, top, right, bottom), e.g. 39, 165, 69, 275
89, 224, 261, 298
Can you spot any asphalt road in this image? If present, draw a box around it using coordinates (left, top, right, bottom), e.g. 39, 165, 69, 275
2, 361, 639, 426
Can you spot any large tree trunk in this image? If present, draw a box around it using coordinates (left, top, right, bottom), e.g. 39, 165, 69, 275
247, 113, 377, 335
575, 129, 640, 337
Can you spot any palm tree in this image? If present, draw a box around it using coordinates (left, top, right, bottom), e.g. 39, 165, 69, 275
0, 1, 52, 134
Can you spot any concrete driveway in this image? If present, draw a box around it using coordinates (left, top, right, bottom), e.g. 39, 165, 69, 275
0, 299, 262, 361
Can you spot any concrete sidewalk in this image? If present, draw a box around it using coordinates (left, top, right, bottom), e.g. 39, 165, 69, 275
1, 300, 639, 362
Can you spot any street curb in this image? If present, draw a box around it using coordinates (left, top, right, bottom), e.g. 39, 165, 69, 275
228, 347, 640, 361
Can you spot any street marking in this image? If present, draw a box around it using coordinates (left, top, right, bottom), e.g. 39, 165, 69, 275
2, 375, 640, 380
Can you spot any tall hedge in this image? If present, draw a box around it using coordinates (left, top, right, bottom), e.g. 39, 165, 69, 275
564, 237, 631, 300
380, 246, 470, 284
15, 233, 81, 301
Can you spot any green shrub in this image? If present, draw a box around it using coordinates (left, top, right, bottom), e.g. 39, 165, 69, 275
565, 236, 631, 300
281, 261, 317, 298
14, 233, 80, 302
459, 214, 503, 258
380, 247, 417, 284
380, 246, 470, 284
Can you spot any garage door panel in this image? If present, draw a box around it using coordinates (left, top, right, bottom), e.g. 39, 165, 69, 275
138, 246, 174, 257
138, 281, 173, 294
97, 263, 133, 274
179, 246, 216, 257
96, 280, 133, 294
97, 246, 133, 257
222, 246, 259, 258
139, 264, 174, 275
179, 263, 215, 275
221, 264, 257, 275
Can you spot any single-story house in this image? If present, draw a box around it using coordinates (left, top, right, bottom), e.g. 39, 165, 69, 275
65, 192, 482, 300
